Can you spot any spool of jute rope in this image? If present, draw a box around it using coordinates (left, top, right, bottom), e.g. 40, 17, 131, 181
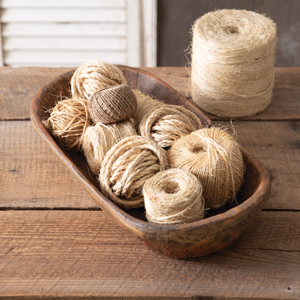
144, 168, 205, 224
88, 84, 137, 124
99, 135, 168, 209
168, 127, 245, 209
191, 9, 276, 117
82, 119, 137, 175
133, 89, 164, 129
71, 60, 127, 100
139, 104, 203, 148
44, 98, 92, 152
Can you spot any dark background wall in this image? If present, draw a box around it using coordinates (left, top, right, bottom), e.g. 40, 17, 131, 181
157, 0, 300, 67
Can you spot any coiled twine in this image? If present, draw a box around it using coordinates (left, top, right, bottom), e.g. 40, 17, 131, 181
99, 136, 168, 209
168, 127, 245, 209
88, 84, 137, 124
82, 119, 137, 175
45, 98, 92, 152
71, 60, 127, 100
139, 105, 203, 148
133, 89, 164, 129
191, 9, 276, 117
144, 168, 205, 224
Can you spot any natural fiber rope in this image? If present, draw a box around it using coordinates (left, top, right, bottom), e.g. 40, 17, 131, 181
139, 105, 203, 148
191, 9, 276, 117
45, 98, 92, 152
144, 168, 205, 224
133, 89, 164, 129
88, 84, 137, 124
82, 119, 137, 175
168, 127, 245, 209
71, 60, 127, 100
99, 135, 168, 209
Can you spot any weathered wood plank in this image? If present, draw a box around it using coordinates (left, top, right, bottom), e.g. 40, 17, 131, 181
217, 120, 300, 211
1, 0, 126, 8
0, 8, 126, 22
0, 67, 72, 120
0, 67, 300, 121
0, 210, 299, 299
150, 67, 300, 122
3, 37, 126, 51
4, 50, 126, 67
0, 120, 299, 210
2, 23, 126, 37
0, 121, 97, 208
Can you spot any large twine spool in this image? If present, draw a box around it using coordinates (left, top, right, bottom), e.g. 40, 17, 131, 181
82, 119, 137, 175
191, 9, 276, 117
133, 89, 164, 129
144, 168, 205, 224
88, 84, 137, 124
168, 127, 245, 209
99, 135, 168, 209
45, 98, 92, 152
139, 105, 203, 148
71, 60, 127, 100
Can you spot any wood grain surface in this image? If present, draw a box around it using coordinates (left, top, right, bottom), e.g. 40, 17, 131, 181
0, 120, 298, 210
0, 66, 299, 299
0, 67, 300, 121
0, 210, 299, 299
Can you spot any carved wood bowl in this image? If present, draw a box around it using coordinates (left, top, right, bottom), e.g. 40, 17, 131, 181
30, 66, 271, 258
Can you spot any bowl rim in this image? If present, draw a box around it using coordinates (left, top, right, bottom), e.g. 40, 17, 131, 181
30, 66, 271, 234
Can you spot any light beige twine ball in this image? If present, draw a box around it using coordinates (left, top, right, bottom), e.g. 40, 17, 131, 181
88, 84, 137, 124
99, 135, 168, 209
82, 119, 137, 175
133, 89, 164, 129
71, 60, 127, 100
191, 9, 276, 117
144, 168, 205, 224
168, 127, 245, 209
45, 98, 92, 152
139, 104, 203, 148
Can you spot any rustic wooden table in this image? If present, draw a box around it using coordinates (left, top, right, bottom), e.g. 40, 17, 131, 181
0, 67, 299, 299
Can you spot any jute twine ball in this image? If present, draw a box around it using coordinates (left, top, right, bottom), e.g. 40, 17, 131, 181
191, 9, 276, 117
168, 127, 245, 209
45, 98, 92, 152
144, 168, 205, 224
139, 105, 203, 148
133, 89, 164, 129
71, 60, 127, 100
82, 119, 137, 175
99, 135, 168, 209
88, 84, 137, 124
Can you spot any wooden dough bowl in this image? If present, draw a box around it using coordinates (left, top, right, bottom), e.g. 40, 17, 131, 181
30, 66, 271, 258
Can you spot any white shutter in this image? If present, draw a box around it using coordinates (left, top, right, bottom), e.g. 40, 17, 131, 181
0, 0, 156, 67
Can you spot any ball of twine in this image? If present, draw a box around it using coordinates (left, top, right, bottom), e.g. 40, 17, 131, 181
133, 89, 164, 129
99, 135, 168, 209
144, 168, 205, 224
82, 119, 137, 175
168, 127, 245, 209
71, 60, 127, 100
88, 84, 137, 124
191, 9, 276, 117
139, 105, 203, 148
45, 98, 92, 152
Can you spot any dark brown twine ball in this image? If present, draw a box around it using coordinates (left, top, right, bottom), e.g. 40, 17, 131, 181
88, 84, 137, 124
